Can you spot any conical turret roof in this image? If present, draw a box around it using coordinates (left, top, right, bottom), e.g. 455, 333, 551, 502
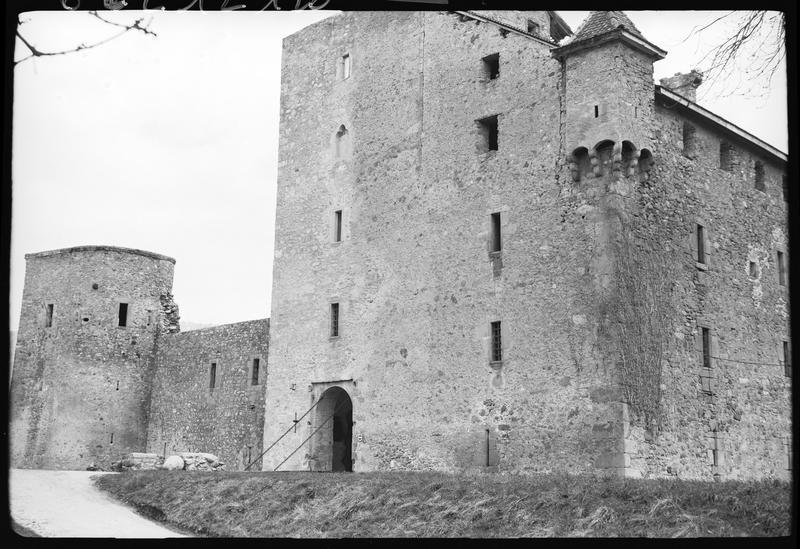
572, 11, 645, 42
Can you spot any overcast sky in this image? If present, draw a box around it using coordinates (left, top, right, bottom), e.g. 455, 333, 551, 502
10, 10, 788, 332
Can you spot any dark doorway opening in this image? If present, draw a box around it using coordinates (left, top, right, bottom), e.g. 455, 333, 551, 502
314, 386, 353, 472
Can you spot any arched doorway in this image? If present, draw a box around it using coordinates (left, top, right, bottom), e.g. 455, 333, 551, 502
312, 386, 353, 472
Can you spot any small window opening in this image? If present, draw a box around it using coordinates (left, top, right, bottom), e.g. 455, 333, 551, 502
490, 212, 502, 253
594, 105, 599, 118
783, 341, 791, 378
482, 53, 499, 80
701, 327, 711, 369
696, 224, 706, 264
45, 304, 54, 328
110, 433, 114, 445
335, 125, 348, 158
342, 53, 351, 79
682, 123, 696, 158
491, 321, 502, 363
749, 261, 758, 278
485, 429, 491, 466
146, 311, 152, 327
476, 115, 498, 153
116, 380, 119, 391
754, 161, 765, 192
252, 358, 260, 386
209, 362, 217, 390
118, 303, 128, 327
711, 447, 719, 467
82, 316, 90, 323
334, 210, 342, 242
526, 20, 539, 34
777, 251, 786, 286
330, 303, 340, 337
719, 141, 734, 171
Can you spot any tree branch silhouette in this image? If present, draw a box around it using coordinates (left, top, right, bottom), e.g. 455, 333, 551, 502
15, 11, 156, 66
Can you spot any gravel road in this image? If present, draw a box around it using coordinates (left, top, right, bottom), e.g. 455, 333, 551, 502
9, 469, 188, 538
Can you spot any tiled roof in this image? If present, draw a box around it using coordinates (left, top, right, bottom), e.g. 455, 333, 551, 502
572, 11, 645, 42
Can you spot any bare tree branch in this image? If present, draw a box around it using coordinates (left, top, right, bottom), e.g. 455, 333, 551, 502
15, 11, 156, 67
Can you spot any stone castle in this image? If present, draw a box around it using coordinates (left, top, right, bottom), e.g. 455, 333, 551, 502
10, 11, 790, 480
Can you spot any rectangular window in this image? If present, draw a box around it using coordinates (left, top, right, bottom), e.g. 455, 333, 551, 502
342, 53, 351, 79
491, 321, 502, 362
45, 304, 54, 327
334, 210, 342, 242
682, 122, 696, 158
784, 341, 791, 378
754, 161, 765, 191
696, 224, 705, 264
482, 53, 499, 80
777, 251, 786, 286
702, 327, 711, 369
209, 362, 217, 390
330, 303, 340, 337
118, 303, 128, 327
490, 212, 502, 252
719, 141, 733, 171
476, 115, 498, 153
749, 261, 758, 278
594, 105, 599, 118
252, 358, 260, 386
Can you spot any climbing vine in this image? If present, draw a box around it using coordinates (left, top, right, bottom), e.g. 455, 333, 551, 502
601, 214, 676, 435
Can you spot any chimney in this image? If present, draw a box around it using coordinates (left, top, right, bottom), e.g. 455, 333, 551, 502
659, 70, 703, 102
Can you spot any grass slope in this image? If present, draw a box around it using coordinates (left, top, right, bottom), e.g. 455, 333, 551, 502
94, 471, 790, 537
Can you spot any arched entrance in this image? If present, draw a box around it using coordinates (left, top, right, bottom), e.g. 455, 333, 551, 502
311, 386, 353, 472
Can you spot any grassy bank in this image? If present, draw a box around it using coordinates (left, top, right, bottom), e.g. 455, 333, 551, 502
93, 471, 790, 537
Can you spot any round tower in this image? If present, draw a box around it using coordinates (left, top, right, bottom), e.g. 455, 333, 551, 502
9, 245, 177, 470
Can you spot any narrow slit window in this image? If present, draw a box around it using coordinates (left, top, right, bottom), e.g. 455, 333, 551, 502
490, 212, 502, 252
482, 53, 499, 80
252, 358, 260, 386
702, 327, 711, 369
209, 362, 217, 390
110, 433, 114, 445
720, 141, 734, 171
594, 105, 599, 118
777, 251, 786, 286
491, 321, 502, 362
754, 161, 765, 191
116, 380, 119, 391
476, 115, 498, 153
342, 53, 351, 79
749, 261, 758, 278
118, 303, 128, 327
334, 210, 342, 242
45, 304, 54, 327
696, 224, 705, 264
682, 122, 696, 157
783, 341, 791, 378
330, 303, 340, 337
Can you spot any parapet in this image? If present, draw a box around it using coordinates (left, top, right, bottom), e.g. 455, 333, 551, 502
25, 245, 176, 264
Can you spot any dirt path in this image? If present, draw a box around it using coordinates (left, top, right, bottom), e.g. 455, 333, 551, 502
9, 469, 188, 538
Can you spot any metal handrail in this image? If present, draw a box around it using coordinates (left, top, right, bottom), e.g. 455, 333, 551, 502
273, 398, 349, 472
244, 395, 326, 471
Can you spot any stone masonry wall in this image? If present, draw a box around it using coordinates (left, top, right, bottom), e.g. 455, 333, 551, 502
618, 104, 791, 480
9, 246, 175, 470
146, 319, 269, 471
264, 11, 623, 475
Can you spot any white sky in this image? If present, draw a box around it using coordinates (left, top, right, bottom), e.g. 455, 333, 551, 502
10, 10, 788, 332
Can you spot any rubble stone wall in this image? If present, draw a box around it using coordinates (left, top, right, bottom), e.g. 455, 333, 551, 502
9, 246, 176, 470
146, 319, 269, 471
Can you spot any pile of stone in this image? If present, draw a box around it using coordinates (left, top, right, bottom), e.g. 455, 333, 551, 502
161, 452, 225, 471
